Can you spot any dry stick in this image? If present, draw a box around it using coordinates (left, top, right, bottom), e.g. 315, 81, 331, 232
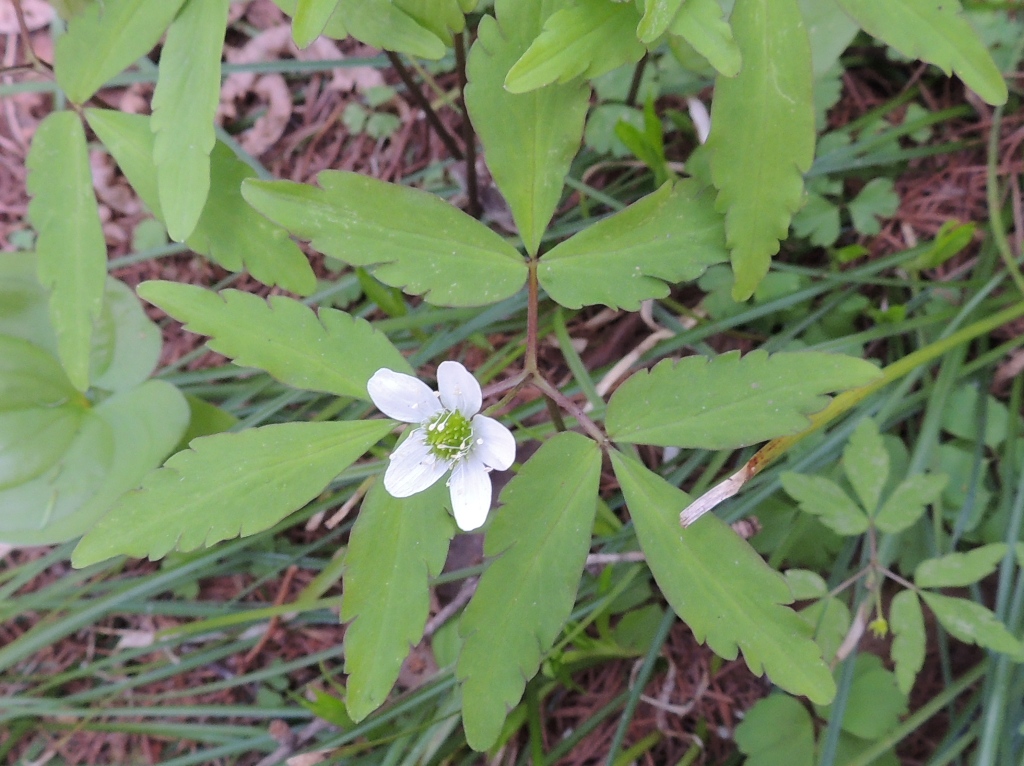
453, 32, 481, 218
11, 0, 49, 71
385, 50, 464, 161
241, 565, 299, 668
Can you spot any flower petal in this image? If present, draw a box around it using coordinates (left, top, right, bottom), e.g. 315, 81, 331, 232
437, 360, 482, 417
448, 454, 493, 531
471, 414, 516, 471
384, 429, 448, 497
368, 368, 442, 423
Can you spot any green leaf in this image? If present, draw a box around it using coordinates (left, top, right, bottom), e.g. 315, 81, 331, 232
242, 172, 526, 307
137, 282, 410, 400
889, 589, 925, 695
0, 381, 188, 546
874, 473, 947, 534
736, 695, 815, 766
0, 337, 85, 490
464, 0, 589, 256
842, 418, 888, 514
504, 0, 645, 94
0, 410, 109, 541
457, 432, 601, 750
791, 192, 840, 247
611, 451, 836, 704
0, 253, 162, 393
668, 0, 742, 77
54, 0, 188, 104
706, 0, 815, 300
941, 383, 1008, 448
781, 473, 869, 536
797, 0, 861, 77
271, 0, 348, 39
151, 0, 230, 242
833, 0, 1007, 105
848, 178, 899, 237
85, 110, 317, 296
393, 0, 466, 42
91, 277, 163, 392
342, 481, 453, 720
784, 569, 828, 600
26, 111, 108, 391
798, 596, 849, 662
605, 350, 881, 448
821, 654, 907, 739
293, 0, 341, 47
537, 180, 727, 310
915, 543, 1007, 589
71, 419, 393, 566
920, 591, 1022, 656
637, 0, 685, 43
337, 0, 447, 59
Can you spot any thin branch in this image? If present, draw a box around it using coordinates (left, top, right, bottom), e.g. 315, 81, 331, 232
532, 375, 608, 446
386, 50, 464, 161
11, 0, 48, 71
625, 53, 648, 108
453, 32, 481, 218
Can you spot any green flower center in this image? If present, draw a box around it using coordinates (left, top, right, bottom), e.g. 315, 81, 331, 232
425, 409, 474, 461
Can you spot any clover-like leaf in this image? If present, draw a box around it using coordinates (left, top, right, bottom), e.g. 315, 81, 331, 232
54, 0, 187, 104
612, 451, 836, 704
874, 473, 947, 534
889, 589, 925, 695
71, 419, 393, 566
458, 432, 601, 750
27, 111, 107, 392
504, 0, 645, 94
848, 178, 899, 237
706, 0, 815, 300
920, 592, 1022, 656
606, 350, 881, 448
342, 481, 453, 721
915, 543, 1007, 589
834, 0, 1007, 106
465, 0, 589, 256
538, 180, 727, 310
842, 418, 889, 514
86, 109, 317, 296
819, 654, 907, 739
137, 282, 410, 400
243, 172, 527, 307
151, 0, 230, 242
781, 473, 869, 536
736, 694, 815, 766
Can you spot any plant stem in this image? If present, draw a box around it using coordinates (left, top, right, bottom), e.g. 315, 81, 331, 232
385, 51, 464, 161
453, 32, 481, 218
625, 53, 648, 108
532, 376, 608, 446
525, 260, 539, 374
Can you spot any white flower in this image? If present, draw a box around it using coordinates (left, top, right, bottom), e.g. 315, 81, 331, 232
367, 361, 516, 531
